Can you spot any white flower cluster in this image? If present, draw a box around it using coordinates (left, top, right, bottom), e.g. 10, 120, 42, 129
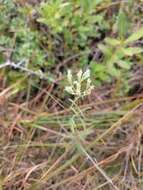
65, 69, 94, 97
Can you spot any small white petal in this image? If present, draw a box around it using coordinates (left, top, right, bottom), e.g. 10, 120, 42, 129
82, 69, 90, 81
65, 86, 74, 94
77, 69, 83, 82
67, 70, 72, 84
75, 82, 81, 96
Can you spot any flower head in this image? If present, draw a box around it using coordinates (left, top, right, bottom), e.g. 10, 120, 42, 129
65, 69, 94, 98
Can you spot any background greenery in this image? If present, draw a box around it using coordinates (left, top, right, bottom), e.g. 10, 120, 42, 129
0, 0, 143, 87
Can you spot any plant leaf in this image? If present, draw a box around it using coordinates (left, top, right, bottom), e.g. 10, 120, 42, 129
117, 10, 128, 39
105, 37, 121, 46
125, 27, 143, 44
107, 63, 120, 77
117, 60, 132, 69
98, 44, 112, 56
122, 47, 143, 56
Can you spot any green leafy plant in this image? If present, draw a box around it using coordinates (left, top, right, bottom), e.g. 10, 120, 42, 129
0, 0, 49, 85
91, 9, 143, 83
0, 1, 44, 64
38, 0, 105, 46
38, 0, 108, 71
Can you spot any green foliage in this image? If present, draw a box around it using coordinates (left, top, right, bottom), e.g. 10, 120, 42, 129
125, 27, 143, 44
38, 0, 105, 46
91, 9, 143, 84
0, 0, 143, 91
117, 9, 129, 39
38, 0, 108, 69
0, 1, 45, 67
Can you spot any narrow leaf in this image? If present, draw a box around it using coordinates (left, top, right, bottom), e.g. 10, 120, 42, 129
122, 47, 143, 56
125, 27, 143, 44
98, 44, 112, 56
105, 37, 121, 46
117, 10, 128, 39
117, 60, 132, 69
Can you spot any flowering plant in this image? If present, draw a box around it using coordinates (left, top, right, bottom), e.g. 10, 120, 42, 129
65, 69, 94, 98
